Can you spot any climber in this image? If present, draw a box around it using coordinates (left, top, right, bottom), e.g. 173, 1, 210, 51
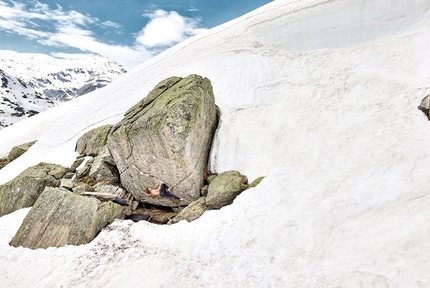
144, 182, 184, 201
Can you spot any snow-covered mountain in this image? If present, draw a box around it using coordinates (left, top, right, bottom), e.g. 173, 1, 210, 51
0, 69, 54, 129
0, 50, 127, 103
1, 0, 430, 287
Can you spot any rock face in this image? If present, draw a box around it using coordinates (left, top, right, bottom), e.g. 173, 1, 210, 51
0, 162, 69, 217
206, 171, 249, 209
10, 187, 124, 249
108, 74, 219, 207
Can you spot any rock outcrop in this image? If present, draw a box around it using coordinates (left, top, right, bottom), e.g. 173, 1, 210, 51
0, 162, 69, 217
10, 187, 124, 249
108, 74, 219, 207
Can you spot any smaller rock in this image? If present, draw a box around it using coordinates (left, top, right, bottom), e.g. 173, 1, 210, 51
95, 184, 126, 198
206, 174, 217, 184
249, 176, 265, 188
0, 162, 69, 217
71, 157, 85, 171
169, 197, 207, 224
10, 187, 124, 249
0, 156, 9, 170
75, 158, 93, 179
75, 124, 113, 157
88, 146, 119, 184
60, 179, 74, 190
8, 140, 36, 162
201, 185, 209, 197
79, 192, 118, 201
418, 94, 430, 120
131, 200, 139, 211
206, 170, 248, 210
63, 172, 75, 179
73, 184, 95, 194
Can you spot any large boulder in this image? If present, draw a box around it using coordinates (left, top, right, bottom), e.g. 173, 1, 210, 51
75, 124, 113, 157
8, 140, 37, 161
10, 187, 124, 249
0, 162, 69, 217
108, 74, 218, 207
206, 171, 249, 209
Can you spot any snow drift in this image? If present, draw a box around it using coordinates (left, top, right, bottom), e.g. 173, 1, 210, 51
1, 0, 430, 287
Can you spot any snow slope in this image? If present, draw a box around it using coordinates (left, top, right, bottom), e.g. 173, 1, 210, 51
1, 0, 430, 287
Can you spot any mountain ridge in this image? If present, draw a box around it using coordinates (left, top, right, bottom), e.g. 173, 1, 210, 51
0, 69, 54, 129
0, 50, 127, 129
0, 50, 127, 103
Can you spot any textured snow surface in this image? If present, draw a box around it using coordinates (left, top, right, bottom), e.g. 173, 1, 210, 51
1, 0, 430, 287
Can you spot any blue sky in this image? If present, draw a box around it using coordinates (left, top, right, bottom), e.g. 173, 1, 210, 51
0, 0, 272, 69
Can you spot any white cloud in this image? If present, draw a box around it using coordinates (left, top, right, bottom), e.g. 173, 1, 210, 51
101, 20, 122, 29
136, 9, 207, 47
0, 1, 207, 69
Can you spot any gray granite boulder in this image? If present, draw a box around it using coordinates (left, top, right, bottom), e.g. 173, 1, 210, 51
0, 162, 69, 217
108, 74, 218, 207
10, 187, 124, 249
